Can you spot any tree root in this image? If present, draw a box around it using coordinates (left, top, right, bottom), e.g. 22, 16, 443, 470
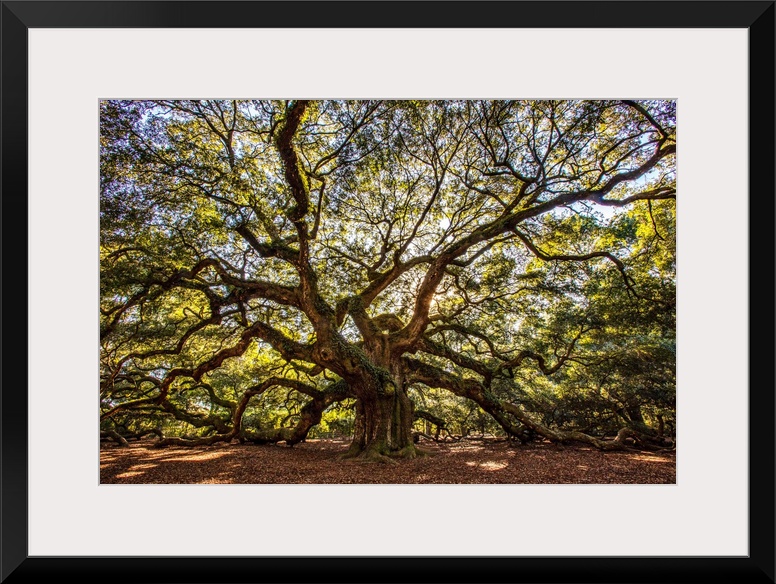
339, 442, 430, 463
339, 449, 399, 465
389, 444, 431, 459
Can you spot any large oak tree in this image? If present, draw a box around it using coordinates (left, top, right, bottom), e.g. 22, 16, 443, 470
100, 99, 676, 461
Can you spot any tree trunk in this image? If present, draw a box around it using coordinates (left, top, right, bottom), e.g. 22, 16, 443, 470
343, 365, 421, 462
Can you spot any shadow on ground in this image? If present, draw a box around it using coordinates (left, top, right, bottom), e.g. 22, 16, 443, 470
100, 438, 675, 484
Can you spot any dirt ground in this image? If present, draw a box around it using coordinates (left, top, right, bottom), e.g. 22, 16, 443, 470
100, 437, 675, 484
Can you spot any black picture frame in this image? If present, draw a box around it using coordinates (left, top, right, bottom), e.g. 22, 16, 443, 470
2, 2, 773, 583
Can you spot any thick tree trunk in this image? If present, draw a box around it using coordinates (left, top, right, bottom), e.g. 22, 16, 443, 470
343, 362, 421, 462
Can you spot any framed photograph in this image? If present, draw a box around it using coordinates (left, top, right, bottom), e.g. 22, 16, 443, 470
2, 1, 773, 582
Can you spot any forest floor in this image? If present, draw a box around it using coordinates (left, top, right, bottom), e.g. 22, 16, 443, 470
100, 437, 675, 484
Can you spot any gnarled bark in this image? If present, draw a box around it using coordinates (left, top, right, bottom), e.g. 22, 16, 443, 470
342, 372, 420, 462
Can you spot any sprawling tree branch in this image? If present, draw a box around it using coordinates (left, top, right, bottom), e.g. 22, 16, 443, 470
101, 100, 675, 456
157, 378, 352, 447
101, 319, 315, 420
395, 136, 675, 351
405, 357, 632, 450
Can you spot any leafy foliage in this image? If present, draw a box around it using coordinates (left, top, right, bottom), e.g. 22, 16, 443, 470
100, 100, 676, 455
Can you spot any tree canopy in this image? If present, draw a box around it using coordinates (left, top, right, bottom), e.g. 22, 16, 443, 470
100, 99, 676, 461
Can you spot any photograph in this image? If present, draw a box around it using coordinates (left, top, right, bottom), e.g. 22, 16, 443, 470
100, 99, 677, 485
5, 1, 772, 581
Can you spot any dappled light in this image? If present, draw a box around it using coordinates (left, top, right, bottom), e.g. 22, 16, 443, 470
101, 438, 675, 484
100, 99, 675, 483
465, 460, 509, 471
